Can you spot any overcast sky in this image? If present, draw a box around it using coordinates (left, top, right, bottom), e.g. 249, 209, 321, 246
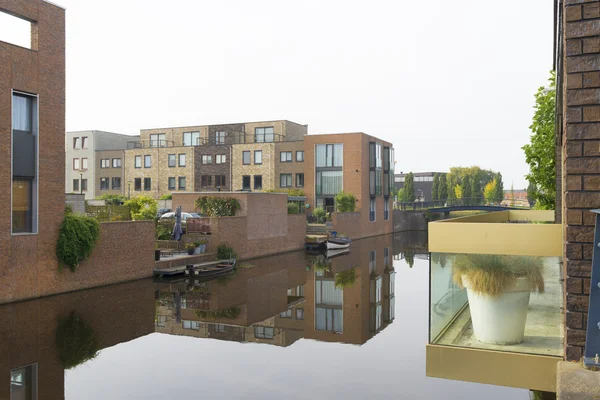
7, 0, 553, 188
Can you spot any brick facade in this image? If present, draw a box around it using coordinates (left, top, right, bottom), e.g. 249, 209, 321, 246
194, 145, 232, 191
275, 141, 305, 191
561, 0, 600, 360
232, 143, 276, 190
95, 149, 125, 196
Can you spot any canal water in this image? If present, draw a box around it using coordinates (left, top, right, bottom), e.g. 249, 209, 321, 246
5, 233, 528, 399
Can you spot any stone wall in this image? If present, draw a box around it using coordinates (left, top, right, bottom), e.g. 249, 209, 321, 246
0, 221, 155, 304
65, 193, 86, 214
561, 0, 600, 360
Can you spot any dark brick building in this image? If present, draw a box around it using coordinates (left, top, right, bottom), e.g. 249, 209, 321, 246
394, 172, 446, 202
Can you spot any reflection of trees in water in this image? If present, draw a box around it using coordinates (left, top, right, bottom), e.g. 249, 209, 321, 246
311, 254, 332, 273
404, 250, 415, 268
195, 307, 241, 320
431, 253, 448, 268
335, 267, 357, 288
56, 311, 100, 369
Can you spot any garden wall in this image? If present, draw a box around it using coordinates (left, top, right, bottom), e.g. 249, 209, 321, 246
0, 221, 155, 304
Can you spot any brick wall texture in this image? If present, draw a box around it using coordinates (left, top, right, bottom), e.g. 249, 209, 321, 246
562, 0, 600, 360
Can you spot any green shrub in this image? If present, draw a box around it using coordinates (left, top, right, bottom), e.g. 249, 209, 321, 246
98, 194, 127, 206
334, 192, 356, 212
155, 224, 171, 240
56, 215, 100, 272
335, 268, 357, 288
124, 195, 158, 221
287, 202, 300, 214
65, 203, 74, 215
312, 207, 326, 223
217, 243, 237, 260
264, 188, 305, 197
160, 194, 173, 200
452, 254, 545, 297
195, 196, 241, 217
55, 312, 99, 369
195, 307, 241, 320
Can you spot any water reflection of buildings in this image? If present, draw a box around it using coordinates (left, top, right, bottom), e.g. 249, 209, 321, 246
155, 234, 398, 347
1, 280, 155, 399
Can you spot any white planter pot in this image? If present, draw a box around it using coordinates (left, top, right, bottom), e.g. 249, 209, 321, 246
462, 275, 531, 345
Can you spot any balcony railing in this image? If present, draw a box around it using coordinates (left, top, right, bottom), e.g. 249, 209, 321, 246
128, 140, 175, 149
427, 210, 563, 392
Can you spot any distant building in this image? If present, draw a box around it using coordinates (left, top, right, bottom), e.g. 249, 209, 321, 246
65, 131, 137, 200
503, 189, 528, 206
394, 172, 446, 202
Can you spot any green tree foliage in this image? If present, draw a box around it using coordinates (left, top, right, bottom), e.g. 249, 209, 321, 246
265, 188, 305, 196
454, 184, 463, 199
447, 174, 456, 201
159, 194, 173, 200
98, 193, 127, 205
56, 312, 99, 369
462, 175, 472, 204
527, 181, 537, 208
56, 215, 100, 272
471, 171, 482, 205
312, 207, 326, 223
335, 268, 357, 288
334, 191, 357, 212
494, 172, 505, 204
287, 202, 300, 214
195, 196, 241, 217
217, 243, 237, 260
399, 172, 416, 202
432, 174, 439, 201
522, 71, 556, 210
438, 174, 448, 202
484, 179, 497, 204
124, 195, 158, 220
404, 250, 415, 268
510, 183, 515, 207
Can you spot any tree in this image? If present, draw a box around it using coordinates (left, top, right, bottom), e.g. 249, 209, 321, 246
522, 71, 556, 210
510, 183, 515, 207
527, 181, 537, 208
471, 171, 482, 205
438, 174, 448, 203
447, 174, 456, 201
454, 184, 463, 199
462, 175, 472, 204
334, 192, 356, 212
432, 174, 439, 202
399, 172, 416, 202
484, 179, 497, 204
494, 172, 504, 204
124, 195, 158, 221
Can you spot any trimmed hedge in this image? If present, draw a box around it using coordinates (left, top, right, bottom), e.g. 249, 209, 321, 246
287, 202, 300, 214
56, 215, 100, 272
195, 196, 241, 217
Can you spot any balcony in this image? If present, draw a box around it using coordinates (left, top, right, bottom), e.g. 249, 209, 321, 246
427, 210, 563, 392
128, 140, 174, 149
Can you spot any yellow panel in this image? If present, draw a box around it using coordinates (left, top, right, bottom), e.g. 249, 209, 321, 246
429, 211, 562, 257
426, 344, 560, 392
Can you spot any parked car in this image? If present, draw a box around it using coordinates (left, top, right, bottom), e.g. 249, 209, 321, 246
159, 212, 204, 233
156, 208, 172, 218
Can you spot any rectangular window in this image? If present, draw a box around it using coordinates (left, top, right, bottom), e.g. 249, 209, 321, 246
82, 136, 88, 149
254, 175, 262, 190
255, 127, 274, 143
201, 175, 212, 188
134, 178, 142, 191
370, 197, 376, 222
280, 173, 292, 188
202, 155, 212, 164
178, 154, 186, 167
100, 159, 109, 168
73, 137, 80, 149
183, 131, 200, 146
73, 158, 80, 170
242, 151, 251, 165
178, 177, 186, 190
315, 144, 343, 167
253, 150, 262, 165
82, 158, 88, 170
168, 177, 176, 191
73, 179, 79, 192
11, 364, 38, 400
144, 155, 151, 168
12, 180, 32, 233
384, 198, 390, 220
144, 178, 151, 191
296, 308, 304, 320
296, 173, 304, 188
168, 154, 176, 167
296, 150, 304, 162
254, 326, 274, 339
316, 170, 343, 195
216, 131, 227, 144
182, 320, 200, 330
81, 179, 88, 192
215, 175, 226, 188
150, 133, 166, 147
216, 154, 226, 164
242, 175, 251, 190
369, 250, 376, 272
280, 151, 292, 162
112, 158, 121, 168
112, 177, 121, 190
135, 155, 142, 168
280, 309, 292, 318
100, 177, 109, 190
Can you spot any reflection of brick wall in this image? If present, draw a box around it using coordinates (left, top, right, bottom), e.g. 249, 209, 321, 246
332, 209, 393, 240
0, 221, 155, 304
561, 1, 600, 361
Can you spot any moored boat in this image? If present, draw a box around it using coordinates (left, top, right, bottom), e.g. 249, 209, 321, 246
184, 259, 236, 278
326, 237, 351, 250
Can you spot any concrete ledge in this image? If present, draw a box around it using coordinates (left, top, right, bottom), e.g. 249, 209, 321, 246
557, 361, 600, 399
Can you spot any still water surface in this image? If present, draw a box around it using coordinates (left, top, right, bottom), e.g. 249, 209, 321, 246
6, 233, 529, 399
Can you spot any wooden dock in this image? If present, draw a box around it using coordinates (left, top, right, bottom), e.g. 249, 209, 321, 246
154, 253, 216, 276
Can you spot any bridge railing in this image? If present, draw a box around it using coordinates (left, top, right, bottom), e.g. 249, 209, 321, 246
394, 197, 527, 210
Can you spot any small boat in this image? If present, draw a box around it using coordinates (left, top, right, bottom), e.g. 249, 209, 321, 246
326, 237, 351, 250
184, 259, 236, 278
326, 248, 350, 259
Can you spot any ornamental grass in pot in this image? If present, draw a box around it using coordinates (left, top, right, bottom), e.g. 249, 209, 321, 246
452, 254, 544, 345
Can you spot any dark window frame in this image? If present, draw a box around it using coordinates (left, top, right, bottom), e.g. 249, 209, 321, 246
134, 178, 142, 191
242, 175, 251, 190
143, 177, 152, 191
280, 151, 292, 163
242, 151, 251, 165
168, 177, 176, 191
296, 150, 304, 162
280, 173, 292, 188
178, 176, 186, 190
254, 175, 262, 190
168, 154, 176, 168
100, 177, 109, 190
296, 173, 304, 188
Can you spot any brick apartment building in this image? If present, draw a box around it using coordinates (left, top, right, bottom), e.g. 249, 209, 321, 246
125, 120, 307, 198
304, 133, 395, 233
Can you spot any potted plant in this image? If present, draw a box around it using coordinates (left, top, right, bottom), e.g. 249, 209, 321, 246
195, 239, 207, 254
452, 254, 544, 345
185, 243, 196, 255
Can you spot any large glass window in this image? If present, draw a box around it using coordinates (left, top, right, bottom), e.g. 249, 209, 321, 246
168, 154, 176, 167
135, 155, 142, 168
134, 178, 141, 191
216, 131, 227, 144
183, 320, 200, 330
242, 175, 251, 190
149, 133, 166, 147
254, 150, 262, 165
112, 177, 121, 190
370, 198, 376, 222
296, 151, 304, 162
144, 155, 151, 168
316, 144, 343, 167
179, 154, 186, 167
254, 326, 274, 339
280, 173, 292, 188
183, 131, 200, 146
100, 177, 109, 190
316, 170, 343, 195
255, 127, 274, 143
201, 175, 212, 188
13, 94, 32, 132
112, 158, 121, 168
242, 151, 251, 165
168, 177, 176, 190
11, 364, 38, 400
12, 180, 32, 233
178, 177, 186, 190
215, 175, 226, 188
144, 178, 151, 191
216, 154, 226, 164
254, 175, 262, 190
202, 155, 212, 164
280, 151, 292, 162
